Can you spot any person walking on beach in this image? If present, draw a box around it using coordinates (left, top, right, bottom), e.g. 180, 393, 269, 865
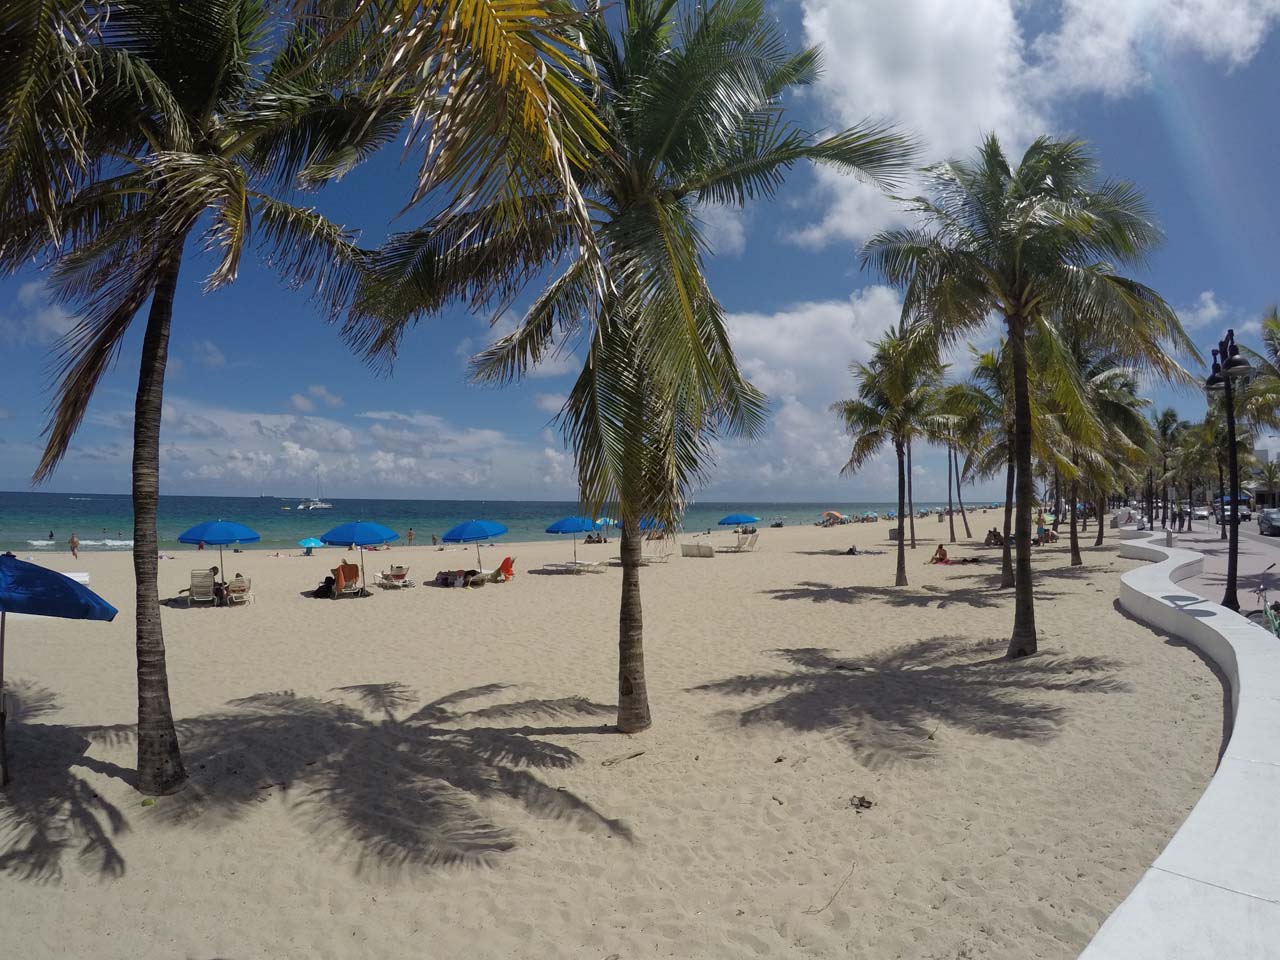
407, 528, 414, 547
431, 533, 438, 546
68, 533, 79, 558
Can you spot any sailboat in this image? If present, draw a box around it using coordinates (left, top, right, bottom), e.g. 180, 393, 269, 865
297, 475, 332, 510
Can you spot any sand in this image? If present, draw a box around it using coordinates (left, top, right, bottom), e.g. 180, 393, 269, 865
0, 516, 1221, 959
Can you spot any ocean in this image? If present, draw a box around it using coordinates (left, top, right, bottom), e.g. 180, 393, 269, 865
0, 491, 990, 553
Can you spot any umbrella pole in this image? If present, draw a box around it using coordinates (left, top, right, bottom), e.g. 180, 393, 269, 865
573, 534, 578, 564
1, 610, 8, 786
360, 550, 367, 593
476, 543, 482, 569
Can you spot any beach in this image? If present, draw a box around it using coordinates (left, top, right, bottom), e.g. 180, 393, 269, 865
1, 517, 1221, 959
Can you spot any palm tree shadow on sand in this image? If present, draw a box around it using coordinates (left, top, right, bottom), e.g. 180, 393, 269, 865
0, 681, 131, 883
692, 638, 1129, 768
2, 682, 631, 883
92, 682, 633, 875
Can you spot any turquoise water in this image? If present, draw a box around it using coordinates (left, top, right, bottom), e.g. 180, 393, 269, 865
0, 491, 992, 552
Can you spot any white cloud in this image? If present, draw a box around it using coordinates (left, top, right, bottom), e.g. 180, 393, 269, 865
289, 392, 315, 413
794, 0, 1280, 247
307, 384, 343, 408
727, 285, 904, 401
193, 339, 226, 369
0, 282, 77, 344
533, 392, 566, 415
1178, 290, 1225, 331
698, 204, 748, 256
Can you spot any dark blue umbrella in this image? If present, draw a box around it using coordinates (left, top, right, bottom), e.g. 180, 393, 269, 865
546, 516, 595, 563
321, 522, 399, 589
0, 555, 117, 785
718, 513, 760, 526
178, 519, 261, 572
638, 516, 665, 531
443, 520, 508, 567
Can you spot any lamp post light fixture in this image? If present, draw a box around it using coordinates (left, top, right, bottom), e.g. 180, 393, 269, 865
1205, 329, 1252, 611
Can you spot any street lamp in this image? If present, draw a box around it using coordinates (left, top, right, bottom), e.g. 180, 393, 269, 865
1205, 329, 1252, 611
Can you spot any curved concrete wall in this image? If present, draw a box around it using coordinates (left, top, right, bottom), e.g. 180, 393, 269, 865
1079, 529, 1280, 957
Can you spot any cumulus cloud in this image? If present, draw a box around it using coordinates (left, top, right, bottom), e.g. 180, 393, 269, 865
727, 285, 904, 401
0, 282, 76, 344
533, 392, 566, 415
794, 0, 1280, 246
289, 392, 315, 413
307, 384, 343, 408
193, 339, 226, 369
697, 204, 749, 256
1177, 290, 1226, 330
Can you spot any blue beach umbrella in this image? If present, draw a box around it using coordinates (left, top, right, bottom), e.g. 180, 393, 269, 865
638, 516, 665, 531
321, 522, 399, 588
718, 513, 760, 526
442, 519, 508, 568
177, 519, 261, 572
298, 537, 324, 556
546, 516, 595, 563
0, 555, 118, 785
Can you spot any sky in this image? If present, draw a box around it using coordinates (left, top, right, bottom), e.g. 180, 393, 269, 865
3, 0, 1280, 503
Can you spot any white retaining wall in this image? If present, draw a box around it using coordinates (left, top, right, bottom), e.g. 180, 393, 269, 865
1079, 529, 1280, 957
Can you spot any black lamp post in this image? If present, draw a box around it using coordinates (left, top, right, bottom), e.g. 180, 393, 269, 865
1205, 329, 1252, 611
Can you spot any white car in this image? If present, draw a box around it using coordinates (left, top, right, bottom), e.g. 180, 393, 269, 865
1193, 506, 1210, 520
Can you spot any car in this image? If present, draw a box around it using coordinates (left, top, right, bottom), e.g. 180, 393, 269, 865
1192, 505, 1210, 520
1260, 508, 1280, 536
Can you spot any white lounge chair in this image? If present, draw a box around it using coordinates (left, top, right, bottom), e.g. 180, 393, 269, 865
186, 569, 216, 608
227, 576, 253, 605
374, 565, 415, 589
717, 534, 749, 553
744, 533, 760, 552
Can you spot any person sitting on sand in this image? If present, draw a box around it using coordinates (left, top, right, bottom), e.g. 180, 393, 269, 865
209, 566, 229, 606
844, 545, 860, 555
312, 576, 335, 599
928, 544, 948, 564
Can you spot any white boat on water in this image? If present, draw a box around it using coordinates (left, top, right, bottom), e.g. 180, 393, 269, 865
296, 498, 333, 510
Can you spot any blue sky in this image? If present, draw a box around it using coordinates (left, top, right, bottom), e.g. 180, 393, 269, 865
3, 0, 1279, 503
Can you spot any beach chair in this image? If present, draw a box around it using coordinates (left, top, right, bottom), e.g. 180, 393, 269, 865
186, 569, 216, 608
226, 576, 253, 605
744, 533, 759, 552
492, 556, 516, 582
640, 539, 673, 563
374, 565, 415, 589
680, 543, 699, 558
333, 562, 362, 597
717, 534, 749, 554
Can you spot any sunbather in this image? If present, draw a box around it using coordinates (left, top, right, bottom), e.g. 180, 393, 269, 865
928, 544, 948, 564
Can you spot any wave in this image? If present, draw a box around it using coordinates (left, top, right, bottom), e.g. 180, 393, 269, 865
26, 539, 54, 546
68, 497, 94, 501
78, 539, 134, 548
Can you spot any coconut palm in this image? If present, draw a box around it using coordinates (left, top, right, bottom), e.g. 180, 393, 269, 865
1151, 408, 1183, 528
834, 328, 943, 587
0, 0, 417, 794
346, 0, 915, 733
1256, 461, 1280, 508
863, 135, 1193, 657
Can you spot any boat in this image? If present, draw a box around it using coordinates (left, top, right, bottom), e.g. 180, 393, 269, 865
296, 498, 333, 511
770, 516, 785, 528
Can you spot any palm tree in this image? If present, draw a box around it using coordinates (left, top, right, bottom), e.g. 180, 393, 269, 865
347, 0, 915, 733
1152, 408, 1183, 528
1256, 461, 1280, 508
0, 1, 413, 793
834, 328, 943, 587
864, 135, 1193, 657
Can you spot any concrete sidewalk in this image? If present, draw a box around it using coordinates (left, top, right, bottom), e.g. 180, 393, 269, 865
1162, 524, 1280, 608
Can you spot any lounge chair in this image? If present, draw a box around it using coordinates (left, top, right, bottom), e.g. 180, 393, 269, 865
717, 534, 749, 553
641, 539, 674, 563
547, 559, 605, 574
226, 576, 253, 605
491, 556, 516, 582
333, 562, 362, 597
186, 569, 216, 608
374, 565, 415, 589
681, 542, 715, 558
743, 533, 759, 552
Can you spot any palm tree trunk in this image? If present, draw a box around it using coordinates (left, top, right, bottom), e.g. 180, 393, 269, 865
1052, 468, 1061, 532
134, 252, 187, 796
1161, 456, 1169, 528
1217, 461, 1226, 541
894, 440, 907, 587
1006, 314, 1038, 658
617, 517, 651, 733
1069, 476, 1082, 565
1094, 493, 1105, 546
906, 439, 917, 549
1001, 454, 1015, 588
953, 447, 972, 538
946, 445, 956, 543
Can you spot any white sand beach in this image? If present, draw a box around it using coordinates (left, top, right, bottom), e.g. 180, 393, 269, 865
1, 517, 1221, 959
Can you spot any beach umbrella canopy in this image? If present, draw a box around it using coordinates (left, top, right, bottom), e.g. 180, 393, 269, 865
546, 516, 595, 563
594, 517, 618, 529
442, 520, 508, 567
0, 555, 117, 785
177, 520, 260, 572
297, 537, 325, 548
638, 516, 665, 531
718, 513, 760, 526
321, 522, 399, 589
